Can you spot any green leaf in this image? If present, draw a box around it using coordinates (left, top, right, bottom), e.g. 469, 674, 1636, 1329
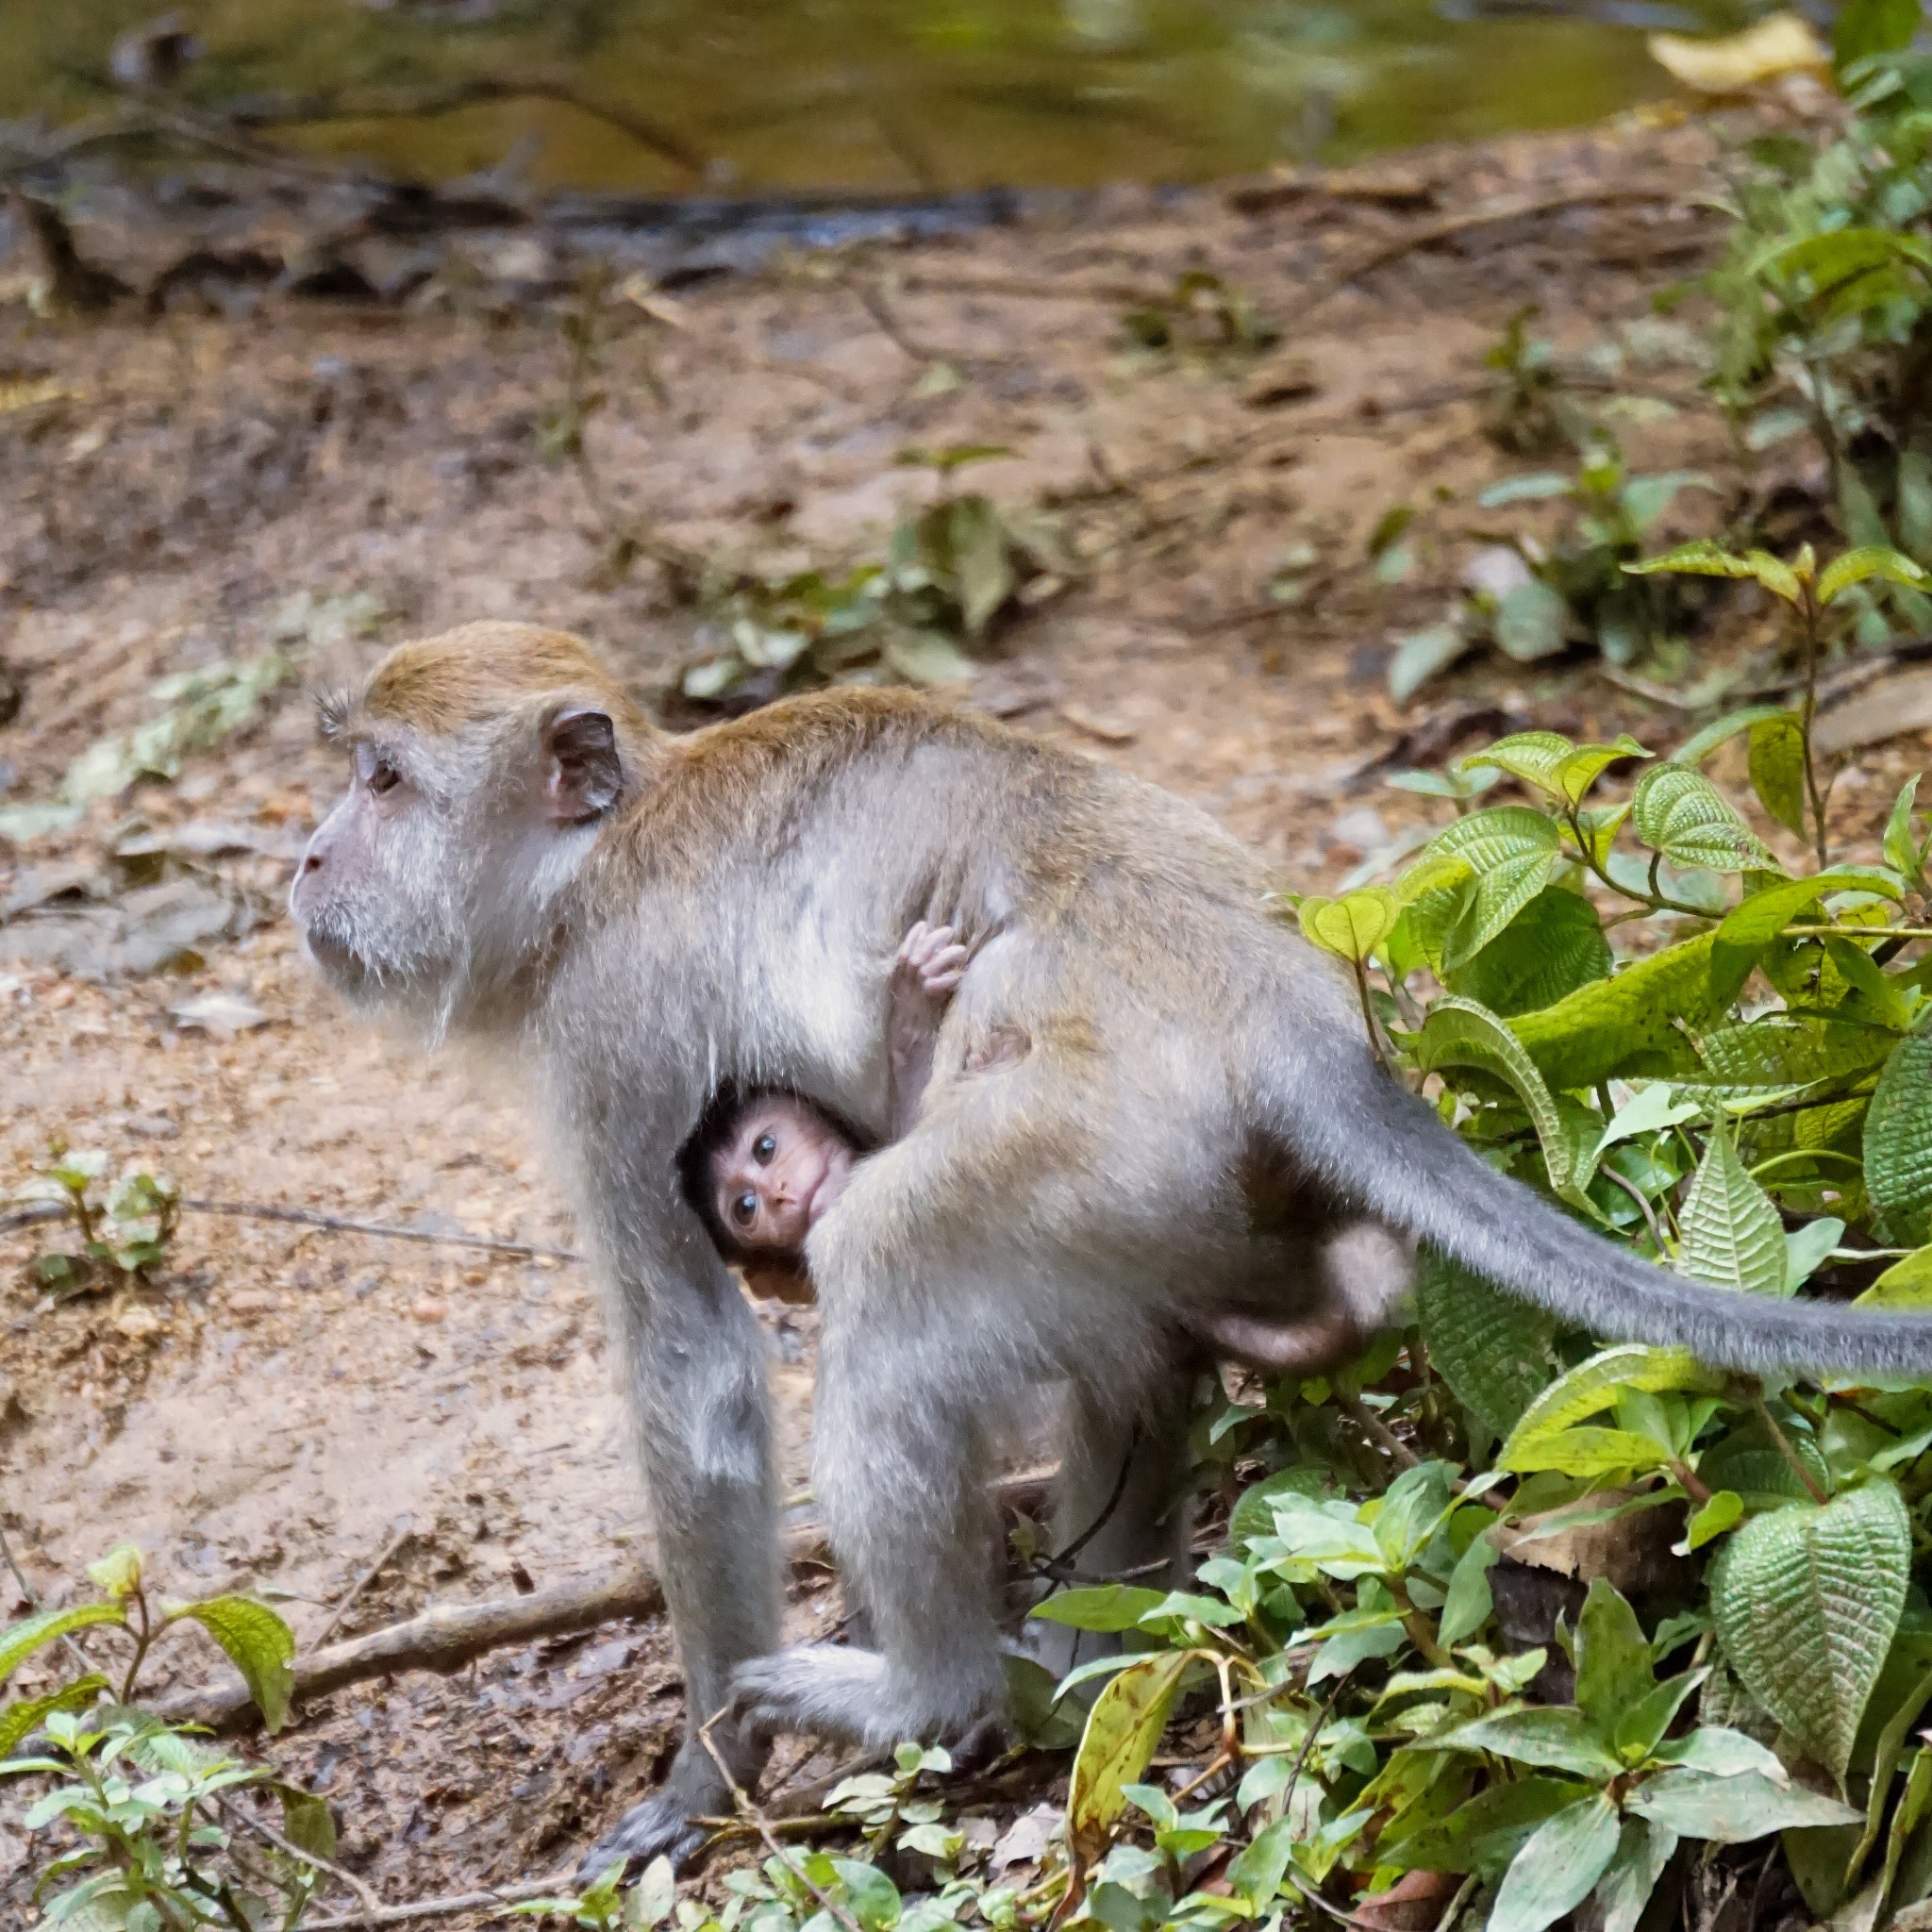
1457, 732, 1576, 792
1413, 997, 1593, 1199
0, 1676, 109, 1757
1575, 1581, 1656, 1743
1683, 1491, 1744, 1550
1500, 1426, 1674, 1478
1480, 474, 1574, 507
1415, 1252, 1556, 1439
1747, 714, 1810, 842
1493, 580, 1574, 662
1615, 1670, 1706, 1763
1381, 1776, 1581, 1880
829, 1857, 903, 1932
1501, 1345, 1721, 1470
1299, 888, 1400, 962
1633, 763, 1781, 874
1438, 1706, 1623, 1779
1512, 933, 1741, 1092
1557, 738, 1650, 805
165, 1596, 296, 1732
0, 1603, 125, 1688
1446, 887, 1611, 1017
1596, 1819, 1677, 1932
1854, 1245, 1932, 1310
1710, 871, 1901, 996
1673, 706, 1791, 768
1226, 1817, 1297, 1910
277, 1789, 339, 1866
1489, 1792, 1623, 1932
1709, 1480, 1911, 1785
884, 630, 976, 687
1626, 541, 1802, 603
1031, 1586, 1173, 1633
1835, 0, 1922, 67
1066, 1651, 1191, 1861
1650, 1726, 1783, 1780
1228, 1468, 1332, 1548
1389, 622, 1474, 706
1865, 1018, 1932, 1246
1676, 1123, 1789, 1297
1422, 808, 1564, 968
1817, 545, 1932, 606
1625, 1768, 1861, 1840
1847, 1662, 1932, 1890
1439, 1528, 1501, 1648
1883, 774, 1926, 887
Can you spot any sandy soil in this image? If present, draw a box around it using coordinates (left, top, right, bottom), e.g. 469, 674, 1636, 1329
3, 100, 1928, 1921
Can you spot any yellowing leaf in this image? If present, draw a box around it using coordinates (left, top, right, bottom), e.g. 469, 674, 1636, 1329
1648, 12, 1827, 92
1300, 888, 1400, 962
1067, 1651, 1191, 1862
1855, 1245, 1932, 1310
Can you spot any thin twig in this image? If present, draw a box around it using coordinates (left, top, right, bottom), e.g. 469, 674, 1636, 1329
219, 1795, 382, 1915
314, 1519, 414, 1648
1599, 1165, 1670, 1257
1337, 1392, 1420, 1470
700, 1716, 865, 1932
301, 1874, 576, 1930
1749, 1388, 1828, 1506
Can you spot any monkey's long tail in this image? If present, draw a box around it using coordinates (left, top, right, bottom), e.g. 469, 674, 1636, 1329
1278, 1028, 1932, 1379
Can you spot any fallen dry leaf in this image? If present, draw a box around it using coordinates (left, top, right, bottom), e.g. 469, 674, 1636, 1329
1648, 11, 1826, 92
171, 989, 269, 1037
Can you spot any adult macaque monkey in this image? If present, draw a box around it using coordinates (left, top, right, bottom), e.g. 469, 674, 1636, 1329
291, 621, 1932, 1874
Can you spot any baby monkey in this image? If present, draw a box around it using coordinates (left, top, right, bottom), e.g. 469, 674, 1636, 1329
688, 923, 1407, 1376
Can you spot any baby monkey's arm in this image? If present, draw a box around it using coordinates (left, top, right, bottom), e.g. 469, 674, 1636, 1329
886, 921, 970, 1139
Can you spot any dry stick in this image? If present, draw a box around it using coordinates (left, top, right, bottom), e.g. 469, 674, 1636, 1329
313, 1518, 415, 1648
154, 1474, 1051, 1732
700, 1716, 866, 1932
301, 1874, 577, 1931
1337, 1392, 1419, 1471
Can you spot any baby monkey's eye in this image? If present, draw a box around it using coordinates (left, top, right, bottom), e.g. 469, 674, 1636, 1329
753, 1133, 776, 1162
732, 1191, 758, 1226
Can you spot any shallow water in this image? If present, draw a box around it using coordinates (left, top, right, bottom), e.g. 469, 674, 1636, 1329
3, 0, 1745, 194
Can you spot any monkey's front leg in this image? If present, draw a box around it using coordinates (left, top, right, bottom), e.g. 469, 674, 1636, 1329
578, 1242, 783, 1878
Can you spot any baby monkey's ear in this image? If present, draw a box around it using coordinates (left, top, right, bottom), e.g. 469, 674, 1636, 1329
541, 704, 623, 824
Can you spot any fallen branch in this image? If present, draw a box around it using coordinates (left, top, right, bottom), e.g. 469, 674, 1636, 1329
301, 1874, 575, 1930
152, 1474, 1051, 1732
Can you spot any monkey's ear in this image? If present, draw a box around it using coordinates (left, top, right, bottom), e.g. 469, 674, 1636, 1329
541, 706, 623, 824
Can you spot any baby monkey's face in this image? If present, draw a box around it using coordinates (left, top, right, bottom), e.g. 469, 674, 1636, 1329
711, 1095, 855, 1256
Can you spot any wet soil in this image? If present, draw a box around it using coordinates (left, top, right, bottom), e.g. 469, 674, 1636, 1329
3, 99, 1929, 1924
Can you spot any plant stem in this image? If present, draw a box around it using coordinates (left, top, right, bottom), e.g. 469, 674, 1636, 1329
1749, 1388, 1828, 1505
1798, 591, 1831, 869
1352, 959, 1392, 1074
1563, 806, 1708, 918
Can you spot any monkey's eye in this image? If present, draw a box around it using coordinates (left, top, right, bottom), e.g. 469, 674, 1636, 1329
355, 745, 403, 796
753, 1133, 776, 1163
732, 1191, 758, 1227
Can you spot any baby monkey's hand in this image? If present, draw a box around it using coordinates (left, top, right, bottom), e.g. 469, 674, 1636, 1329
893, 921, 970, 1000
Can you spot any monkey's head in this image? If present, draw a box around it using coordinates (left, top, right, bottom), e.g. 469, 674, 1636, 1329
290, 622, 655, 1034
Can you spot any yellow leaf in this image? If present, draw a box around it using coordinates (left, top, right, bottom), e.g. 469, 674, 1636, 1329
1648, 12, 1826, 92
0, 377, 78, 418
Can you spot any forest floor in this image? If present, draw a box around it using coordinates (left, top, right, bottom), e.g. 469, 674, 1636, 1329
3, 90, 1930, 1924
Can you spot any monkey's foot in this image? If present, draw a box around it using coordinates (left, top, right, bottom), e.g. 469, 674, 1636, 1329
730, 1643, 1003, 1752
576, 1787, 714, 1882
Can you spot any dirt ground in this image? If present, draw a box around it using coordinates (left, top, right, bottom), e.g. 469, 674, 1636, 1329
4, 96, 1930, 1923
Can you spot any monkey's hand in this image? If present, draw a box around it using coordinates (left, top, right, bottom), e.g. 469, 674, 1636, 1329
892, 921, 970, 1002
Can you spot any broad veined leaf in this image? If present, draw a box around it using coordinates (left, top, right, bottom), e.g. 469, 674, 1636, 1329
1500, 1345, 1721, 1470
1413, 997, 1595, 1200
1626, 1768, 1860, 1840
165, 1596, 296, 1732
1379, 1775, 1581, 1880
1414, 1251, 1556, 1439
1066, 1651, 1192, 1861
1709, 1479, 1911, 1785
1299, 888, 1400, 963
1502, 1426, 1675, 1478
0, 1602, 125, 1688
1687, 1013, 1898, 1098
1031, 1586, 1174, 1632
1458, 731, 1576, 793
1633, 763, 1781, 874
1709, 871, 1900, 995
1557, 737, 1650, 805
1746, 713, 1809, 841
1865, 1018, 1932, 1246
1817, 545, 1932, 606
1675, 1124, 1789, 1297
1489, 1792, 1623, 1932
1511, 933, 1740, 1091
1447, 886, 1611, 1017
1625, 541, 1802, 602
1421, 808, 1563, 968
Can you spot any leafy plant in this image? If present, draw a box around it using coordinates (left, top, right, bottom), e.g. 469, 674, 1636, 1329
1120, 272, 1279, 357
2, 1544, 322, 1928
14, 1143, 179, 1300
